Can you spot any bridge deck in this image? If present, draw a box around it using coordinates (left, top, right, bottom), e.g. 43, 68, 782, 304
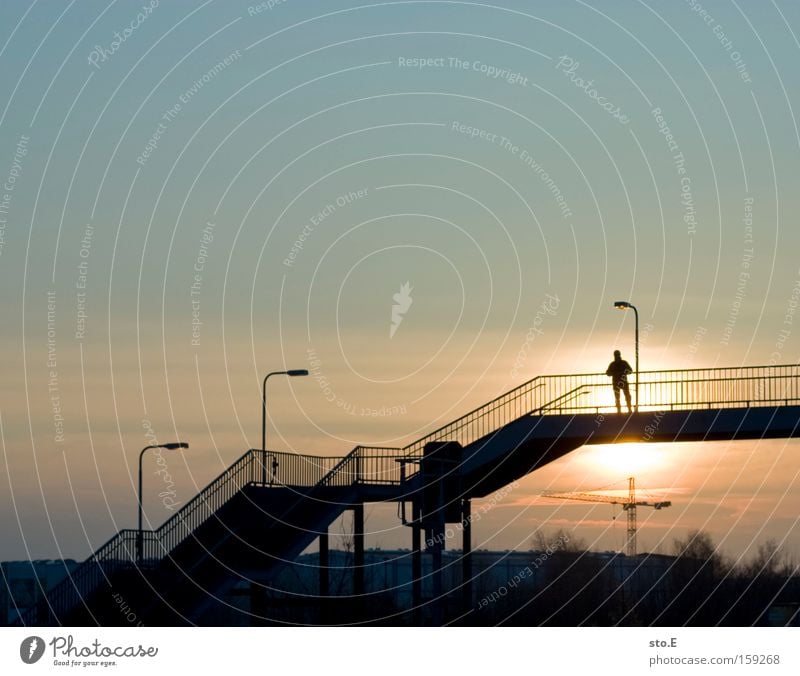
457, 405, 800, 496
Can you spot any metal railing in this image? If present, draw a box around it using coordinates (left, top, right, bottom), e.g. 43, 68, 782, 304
23, 363, 799, 625
30, 529, 153, 625
315, 364, 800, 489
514, 366, 800, 415
23, 449, 332, 624
321, 446, 403, 486
153, 449, 256, 561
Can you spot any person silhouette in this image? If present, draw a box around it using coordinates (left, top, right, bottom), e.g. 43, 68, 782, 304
606, 350, 633, 414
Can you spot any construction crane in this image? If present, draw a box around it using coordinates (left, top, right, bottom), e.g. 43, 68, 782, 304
542, 477, 671, 557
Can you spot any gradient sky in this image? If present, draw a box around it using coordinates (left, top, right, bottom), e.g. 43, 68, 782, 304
1, 0, 800, 562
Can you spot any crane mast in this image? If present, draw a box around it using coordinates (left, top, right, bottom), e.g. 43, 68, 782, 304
542, 477, 671, 556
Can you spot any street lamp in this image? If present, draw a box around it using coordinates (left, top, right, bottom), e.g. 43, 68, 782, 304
261, 369, 309, 484
138, 442, 189, 566
614, 300, 639, 412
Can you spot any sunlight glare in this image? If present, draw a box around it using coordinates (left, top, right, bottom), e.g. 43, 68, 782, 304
581, 443, 670, 477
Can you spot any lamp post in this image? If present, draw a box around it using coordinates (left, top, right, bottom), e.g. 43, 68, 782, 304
261, 369, 309, 484
614, 300, 639, 412
138, 442, 189, 566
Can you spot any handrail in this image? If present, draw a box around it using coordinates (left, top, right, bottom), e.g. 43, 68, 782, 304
21, 529, 150, 626
536, 385, 591, 413
22, 451, 257, 624
321, 445, 402, 486
316, 364, 800, 490
22, 448, 357, 624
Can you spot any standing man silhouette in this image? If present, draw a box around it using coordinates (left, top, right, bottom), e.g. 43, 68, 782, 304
606, 350, 633, 414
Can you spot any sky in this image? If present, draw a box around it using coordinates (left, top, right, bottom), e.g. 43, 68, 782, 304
1, 0, 800, 562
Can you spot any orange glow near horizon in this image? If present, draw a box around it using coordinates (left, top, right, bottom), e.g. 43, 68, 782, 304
572, 443, 673, 482
588, 443, 669, 474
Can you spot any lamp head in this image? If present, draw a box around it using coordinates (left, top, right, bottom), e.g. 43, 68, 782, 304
287, 369, 309, 377
162, 442, 189, 450
614, 301, 631, 310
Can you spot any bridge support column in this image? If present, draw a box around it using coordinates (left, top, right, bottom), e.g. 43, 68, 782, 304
430, 471, 446, 626
319, 530, 330, 624
462, 498, 472, 612
250, 583, 267, 626
353, 503, 364, 598
319, 530, 329, 589
412, 500, 422, 624
431, 538, 443, 625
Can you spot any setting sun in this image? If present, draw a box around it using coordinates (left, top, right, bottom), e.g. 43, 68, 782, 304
578, 443, 671, 477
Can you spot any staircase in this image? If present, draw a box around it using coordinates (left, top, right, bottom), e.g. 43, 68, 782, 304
19, 364, 800, 625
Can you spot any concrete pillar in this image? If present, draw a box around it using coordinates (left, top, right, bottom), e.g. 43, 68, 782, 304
412, 500, 422, 624
319, 531, 329, 596
353, 503, 364, 597
462, 498, 472, 612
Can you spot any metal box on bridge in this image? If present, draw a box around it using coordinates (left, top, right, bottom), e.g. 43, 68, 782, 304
420, 441, 464, 531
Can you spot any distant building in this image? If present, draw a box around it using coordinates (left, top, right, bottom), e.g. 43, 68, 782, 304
7, 550, 799, 626
268, 548, 677, 600
765, 577, 800, 627
1, 560, 79, 626
234, 548, 681, 624
240, 548, 800, 625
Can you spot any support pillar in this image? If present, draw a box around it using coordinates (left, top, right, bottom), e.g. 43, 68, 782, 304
430, 477, 445, 626
319, 531, 329, 595
412, 500, 422, 624
431, 538, 443, 625
462, 498, 472, 612
250, 583, 267, 626
319, 530, 330, 624
353, 503, 364, 598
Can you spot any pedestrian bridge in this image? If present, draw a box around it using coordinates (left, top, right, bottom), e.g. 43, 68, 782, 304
20, 364, 800, 625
